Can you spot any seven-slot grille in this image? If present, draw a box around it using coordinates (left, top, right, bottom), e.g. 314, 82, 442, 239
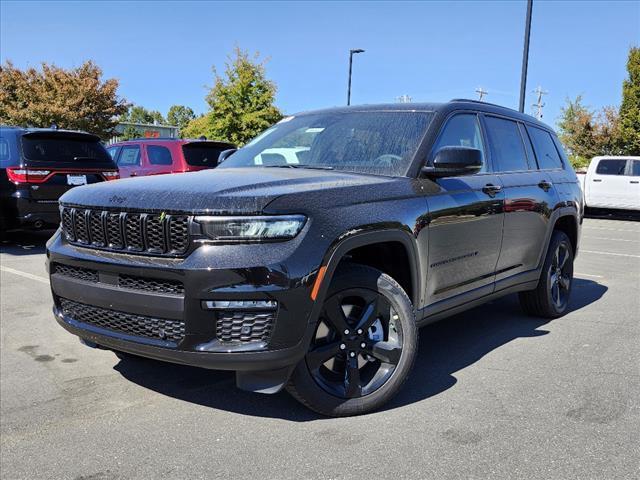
61, 207, 190, 256
59, 298, 185, 343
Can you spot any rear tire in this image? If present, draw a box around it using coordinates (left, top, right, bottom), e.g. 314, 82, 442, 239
519, 230, 574, 318
287, 264, 418, 417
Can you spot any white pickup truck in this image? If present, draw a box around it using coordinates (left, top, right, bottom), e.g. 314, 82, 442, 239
578, 156, 640, 211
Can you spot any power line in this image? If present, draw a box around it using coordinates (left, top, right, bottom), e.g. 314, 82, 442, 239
475, 87, 488, 101
531, 85, 548, 120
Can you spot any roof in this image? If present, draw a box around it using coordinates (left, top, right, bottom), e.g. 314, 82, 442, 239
0, 125, 99, 139
293, 99, 553, 130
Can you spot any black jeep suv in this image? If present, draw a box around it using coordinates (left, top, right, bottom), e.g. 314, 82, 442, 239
1, 126, 118, 236
47, 100, 583, 416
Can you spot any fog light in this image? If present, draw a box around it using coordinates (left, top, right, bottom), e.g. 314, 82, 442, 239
202, 300, 278, 310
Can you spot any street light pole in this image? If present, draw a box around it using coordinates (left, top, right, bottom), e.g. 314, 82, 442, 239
519, 0, 533, 113
347, 49, 365, 106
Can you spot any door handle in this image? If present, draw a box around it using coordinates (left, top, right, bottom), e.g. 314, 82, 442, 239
593, 179, 602, 182
538, 180, 553, 191
631, 180, 639, 184
130, 172, 138, 177
482, 184, 502, 197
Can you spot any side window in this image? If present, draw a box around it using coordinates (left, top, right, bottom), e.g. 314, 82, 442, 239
596, 159, 627, 175
118, 145, 141, 166
527, 126, 563, 169
106, 146, 120, 161
432, 114, 486, 172
630, 160, 640, 177
147, 145, 173, 165
0, 138, 10, 166
484, 116, 529, 172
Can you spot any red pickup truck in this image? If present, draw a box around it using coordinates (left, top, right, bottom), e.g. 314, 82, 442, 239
107, 138, 236, 178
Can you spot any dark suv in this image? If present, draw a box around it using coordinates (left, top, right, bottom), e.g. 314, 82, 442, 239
46, 100, 583, 416
1, 126, 118, 236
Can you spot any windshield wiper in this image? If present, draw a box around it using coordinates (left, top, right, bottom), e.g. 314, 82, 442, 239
264, 164, 334, 170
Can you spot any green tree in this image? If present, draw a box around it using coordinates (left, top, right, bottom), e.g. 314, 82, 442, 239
557, 96, 622, 170
120, 105, 165, 125
618, 46, 640, 155
0, 60, 128, 138
184, 47, 282, 145
167, 105, 196, 137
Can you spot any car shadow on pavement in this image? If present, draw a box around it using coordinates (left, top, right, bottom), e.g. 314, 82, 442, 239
0, 230, 55, 256
113, 278, 607, 421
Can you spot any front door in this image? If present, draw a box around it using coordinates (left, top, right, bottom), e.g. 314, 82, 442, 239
117, 144, 143, 178
588, 158, 629, 208
423, 113, 505, 306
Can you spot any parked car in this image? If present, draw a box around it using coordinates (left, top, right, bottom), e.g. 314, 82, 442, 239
106, 138, 236, 178
47, 100, 583, 416
578, 156, 640, 211
0, 126, 118, 237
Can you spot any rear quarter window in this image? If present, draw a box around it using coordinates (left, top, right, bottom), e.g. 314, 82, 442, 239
0, 137, 15, 168
182, 143, 230, 167
596, 159, 627, 175
631, 160, 640, 177
527, 126, 563, 169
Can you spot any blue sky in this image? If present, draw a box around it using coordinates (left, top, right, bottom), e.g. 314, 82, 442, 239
1, 1, 638, 127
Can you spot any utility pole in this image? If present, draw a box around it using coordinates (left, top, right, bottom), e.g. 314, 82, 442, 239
531, 85, 548, 120
519, 0, 533, 113
476, 87, 488, 101
347, 49, 365, 106
396, 94, 412, 103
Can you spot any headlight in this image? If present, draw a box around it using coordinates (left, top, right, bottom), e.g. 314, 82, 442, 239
195, 215, 306, 242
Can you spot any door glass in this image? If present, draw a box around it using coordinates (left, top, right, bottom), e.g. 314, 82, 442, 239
485, 116, 529, 172
631, 160, 640, 177
596, 159, 627, 175
432, 114, 486, 172
106, 146, 120, 160
527, 126, 563, 169
118, 145, 141, 166
147, 145, 173, 165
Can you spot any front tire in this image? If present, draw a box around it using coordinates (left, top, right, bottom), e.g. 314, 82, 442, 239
519, 230, 574, 318
287, 264, 418, 417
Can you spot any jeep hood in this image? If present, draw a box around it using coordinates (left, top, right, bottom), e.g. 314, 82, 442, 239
59, 167, 398, 214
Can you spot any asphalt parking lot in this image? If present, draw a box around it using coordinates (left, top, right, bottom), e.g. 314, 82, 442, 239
1, 217, 639, 480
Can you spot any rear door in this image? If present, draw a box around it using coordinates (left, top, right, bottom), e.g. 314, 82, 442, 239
587, 158, 629, 208
485, 117, 559, 281
145, 144, 175, 175
19, 132, 116, 201
117, 144, 143, 178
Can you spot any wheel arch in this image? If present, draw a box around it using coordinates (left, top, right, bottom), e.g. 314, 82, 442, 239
311, 229, 421, 316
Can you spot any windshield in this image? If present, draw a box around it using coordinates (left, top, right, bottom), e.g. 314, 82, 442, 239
219, 111, 434, 177
21, 134, 113, 164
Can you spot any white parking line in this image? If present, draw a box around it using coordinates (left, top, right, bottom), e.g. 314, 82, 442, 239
583, 227, 640, 233
575, 272, 604, 279
0, 266, 49, 284
580, 250, 640, 259
586, 236, 640, 243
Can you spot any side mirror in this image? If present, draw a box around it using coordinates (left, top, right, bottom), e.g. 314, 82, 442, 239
218, 148, 237, 163
421, 146, 482, 178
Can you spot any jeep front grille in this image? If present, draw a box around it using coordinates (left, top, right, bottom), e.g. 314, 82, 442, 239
60, 207, 190, 256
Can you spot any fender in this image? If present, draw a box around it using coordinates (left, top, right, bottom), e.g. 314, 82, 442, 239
307, 228, 422, 327
536, 207, 581, 270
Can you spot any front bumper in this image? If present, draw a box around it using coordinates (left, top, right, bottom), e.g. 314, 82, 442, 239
47, 230, 320, 373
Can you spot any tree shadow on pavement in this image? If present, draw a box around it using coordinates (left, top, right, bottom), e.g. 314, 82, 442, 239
0, 230, 55, 256
114, 279, 607, 421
